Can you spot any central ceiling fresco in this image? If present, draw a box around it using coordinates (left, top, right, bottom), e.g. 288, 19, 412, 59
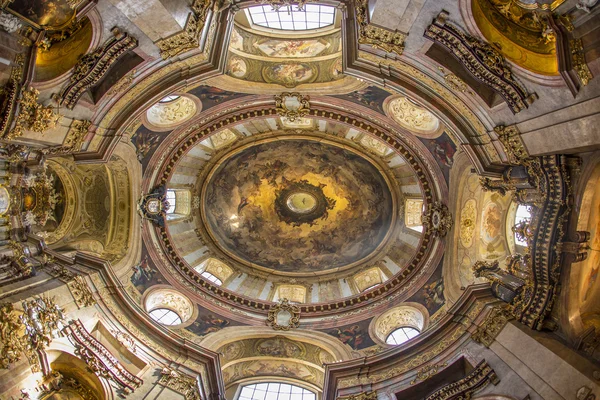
202, 138, 394, 272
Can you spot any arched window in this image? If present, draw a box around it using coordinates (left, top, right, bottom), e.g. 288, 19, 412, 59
370, 303, 428, 346
246, 5, 335, 31
405, 198, 424, 233
201, 271, 223, 286
195, 258, 233, 285
238, 382, 316, 400
514, 204, 531, 247
144, 287, 195, 326
149, 308, 182, 325
385, 326, 420, 345
165, 189, 191, 219
165, 189, 176, 214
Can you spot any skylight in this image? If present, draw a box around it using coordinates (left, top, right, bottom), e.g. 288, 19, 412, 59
247, 5, 335, 31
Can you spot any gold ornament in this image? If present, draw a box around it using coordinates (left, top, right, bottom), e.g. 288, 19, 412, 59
266, 298, 300, 331
275, 92, 310, 122
8, 87, 61, 140
422, 202, 453, 238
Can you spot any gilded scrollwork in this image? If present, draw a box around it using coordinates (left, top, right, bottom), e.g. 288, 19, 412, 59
155, 0, 211, 60
494, 124, 529, 165
337, 392, 377, 400
68, 276, 96, 308
472, 305, 514, 347
42, 119, 91, 156
355, 0, 406, 56
8, 87, 62, 140
410, 362, 448, 385
425, 12, 535, 114
422, 202, 453, 238
0, 296, 66, 371
0, 303, 25, 368
570, 39, 593, 86
58, 28, 138, 109
158, 367, 202, 400
275, 92, 310, 122
266, 298, 300, 331
424, 360, 498, 399
439, 67, 474, 95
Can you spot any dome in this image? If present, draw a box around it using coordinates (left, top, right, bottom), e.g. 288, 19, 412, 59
202, 138, 394, 273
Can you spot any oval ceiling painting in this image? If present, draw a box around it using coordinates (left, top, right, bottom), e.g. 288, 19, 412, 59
203, 139, 394, 273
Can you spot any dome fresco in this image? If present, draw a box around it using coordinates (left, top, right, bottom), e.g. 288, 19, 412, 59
203, 138, 394, 272
0, 1, 597, 399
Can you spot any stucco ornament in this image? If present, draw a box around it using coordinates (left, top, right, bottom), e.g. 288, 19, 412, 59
387, 96, 440, 136
146, 96, 197, 129
422, 202, 453, 238
275, 92, 310, 122
266, 298, 300, 331
0, 11, 21, 33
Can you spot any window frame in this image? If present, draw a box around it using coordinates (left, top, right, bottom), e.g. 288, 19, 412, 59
385, 326, 420, 346
236, 381, 317, 400
148, 307, 183, 326
245, 5, 336, 32
201, 271, 223, 286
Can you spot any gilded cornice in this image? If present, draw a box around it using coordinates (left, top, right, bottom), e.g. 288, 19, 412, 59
424, 360, 498, 400
326, 287, 493, 390
570, 38, 593, 87
424, 11, 536, 114
145, 104, 443, 316
58, 27, 138, 109
155, 0, 212, 60
479, 128, 579, 329
355, 0, 407, 56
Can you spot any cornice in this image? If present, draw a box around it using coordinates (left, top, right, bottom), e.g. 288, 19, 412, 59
139, 99, 447, 318
322, 284, 500, 399
69, 0, 504, 178
34, 242, 227, 400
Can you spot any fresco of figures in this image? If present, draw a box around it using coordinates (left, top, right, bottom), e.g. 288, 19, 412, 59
204, 139, 394, 273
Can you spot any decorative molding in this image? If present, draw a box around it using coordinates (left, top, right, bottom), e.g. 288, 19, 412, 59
68, 276, 96, 308
7, 87, 61, 140
110, 329, 137, 354
254, 0, 312, 11
42, 119, 91, 156
439, 67, 474, 95
356, 0, 406, 56
0, 53, 25, 139
155, 0, 211, 60
424, 11, 535, 114
58, 28, 138, 109
424, 360, 498, 400
275, 92, 310, 122
422, 202, 453, 238
337, 391, 377, 400
106, 69, 136, 97
494, 124, 529, 165
480, 154, 578, 330
158, 367, 202, 400
0, 297, 65, 372
472, 306, 514, 347
36, 370, 99, 400
266, 298, 300, 331
570, 39, 593, 86
0, 303, 25, 368
410, 362, 448, 385
64, 320, 143, 395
